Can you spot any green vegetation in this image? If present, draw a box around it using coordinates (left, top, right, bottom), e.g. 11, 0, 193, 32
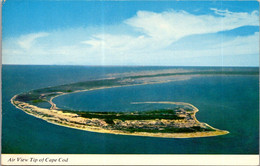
124, 70, 259, 80
60, 109, 215, 133
16, 93, 42, 102
12, 69, 239, 136
15, 69, 259, 105
123, 126, 215, 133
143, 108, 192, 114
32, 99, 45, 103
62, 109, 185, 125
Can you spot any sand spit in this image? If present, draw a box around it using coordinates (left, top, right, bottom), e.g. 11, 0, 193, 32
11, 94, 229, 138
11, 70, 249, 138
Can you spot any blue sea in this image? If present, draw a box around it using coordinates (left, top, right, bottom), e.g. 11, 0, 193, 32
2, 65, 259, 154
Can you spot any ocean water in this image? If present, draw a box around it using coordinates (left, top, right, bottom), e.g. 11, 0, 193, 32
2, 65, 259, 154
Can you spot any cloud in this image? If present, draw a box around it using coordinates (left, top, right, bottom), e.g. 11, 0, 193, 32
2, 9, 259, 66
125, 9, 258, 41
17, 32, 49, 50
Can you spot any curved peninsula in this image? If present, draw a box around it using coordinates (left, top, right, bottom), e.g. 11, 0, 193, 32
11, 69, 257, 138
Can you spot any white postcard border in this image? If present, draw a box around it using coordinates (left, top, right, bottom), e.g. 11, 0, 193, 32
1, 154, 259, 165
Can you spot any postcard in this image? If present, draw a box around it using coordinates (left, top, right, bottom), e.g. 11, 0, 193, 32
1, 0, 259, 165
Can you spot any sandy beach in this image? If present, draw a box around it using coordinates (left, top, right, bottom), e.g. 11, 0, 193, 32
11, 94, 229, 138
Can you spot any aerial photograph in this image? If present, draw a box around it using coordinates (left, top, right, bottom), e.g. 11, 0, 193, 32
1, 0, 259, 165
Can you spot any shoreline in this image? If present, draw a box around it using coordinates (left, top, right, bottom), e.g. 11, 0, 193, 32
11, 94, 229, 138
11, 71, 249, 138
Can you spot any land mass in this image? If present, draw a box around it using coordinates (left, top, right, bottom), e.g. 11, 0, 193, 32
11, 68, 258, 138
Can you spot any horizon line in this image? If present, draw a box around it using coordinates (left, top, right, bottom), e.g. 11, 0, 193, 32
1, 64, 259, 68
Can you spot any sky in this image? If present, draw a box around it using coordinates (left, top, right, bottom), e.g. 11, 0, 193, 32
2, 1, 259, 66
